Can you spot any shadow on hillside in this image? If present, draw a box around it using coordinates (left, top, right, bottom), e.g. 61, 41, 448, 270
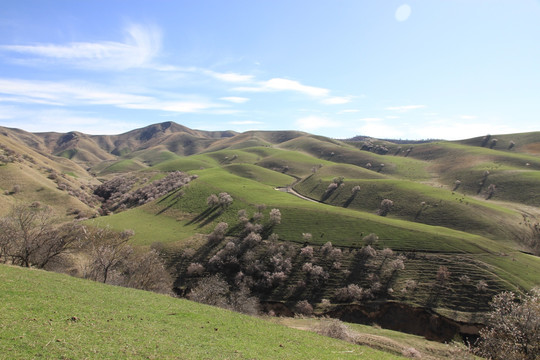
321, 187, 336, 202
343, 192, 358, 208
155, 189, 184, 215
186, 206, 222, 228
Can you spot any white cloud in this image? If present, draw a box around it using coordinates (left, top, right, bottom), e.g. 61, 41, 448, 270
0, 107, 133, 134
386, 104, 426, 112
0, 23, 162, 70
459, 115, 477, 120
295, 116, 341, 131
0, 78, 220, 113
386, 115, 400, 119
235, 78, 329, 97
206, 71, 254, 83
220, 96, 249, 104
322, 96, 352, 105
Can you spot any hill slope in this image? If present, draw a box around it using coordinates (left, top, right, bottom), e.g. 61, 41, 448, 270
0, 264, 402, 359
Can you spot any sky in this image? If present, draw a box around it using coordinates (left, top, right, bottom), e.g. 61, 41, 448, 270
0, 1, 540, 140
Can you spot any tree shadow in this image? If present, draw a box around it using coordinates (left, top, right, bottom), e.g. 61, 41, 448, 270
186, 206, 220, 226
343, 192, 357, 208
321, 187, 336, 202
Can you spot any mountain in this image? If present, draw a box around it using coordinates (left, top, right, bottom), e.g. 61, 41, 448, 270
1, 121, 539, 340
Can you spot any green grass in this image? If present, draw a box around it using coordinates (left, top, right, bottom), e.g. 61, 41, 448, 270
223, 163, 295, 187
87, 207, 205, 247
0, 265, 403, 359
294, 175, 524, 244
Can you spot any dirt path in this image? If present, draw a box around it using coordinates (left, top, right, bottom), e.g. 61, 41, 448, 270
275, 185, 319, 203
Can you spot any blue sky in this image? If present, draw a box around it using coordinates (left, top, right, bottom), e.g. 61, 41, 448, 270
0, 0, 539, 140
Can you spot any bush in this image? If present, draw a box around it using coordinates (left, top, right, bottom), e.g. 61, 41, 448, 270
474, 288, 540, 360
363, 233, 379, 246
187, 262, 205, 276
294, 300, 313, 316
188, 275, 259, 315
317, 318, 351, 341
377, 199, 394, 216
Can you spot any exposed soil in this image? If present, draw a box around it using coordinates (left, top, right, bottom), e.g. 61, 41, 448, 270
262, 301, 483, 343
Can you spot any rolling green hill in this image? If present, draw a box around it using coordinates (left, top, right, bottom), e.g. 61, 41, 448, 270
2, 121, 539, 339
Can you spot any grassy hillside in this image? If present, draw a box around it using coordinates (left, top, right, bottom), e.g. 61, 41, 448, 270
0, 264, 403, 359
2, 122, 539, 334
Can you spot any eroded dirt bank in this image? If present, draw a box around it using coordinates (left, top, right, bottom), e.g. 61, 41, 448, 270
262, 301, 483, 343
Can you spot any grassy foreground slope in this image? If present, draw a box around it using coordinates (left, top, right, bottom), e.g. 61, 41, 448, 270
0, 265, 403, 360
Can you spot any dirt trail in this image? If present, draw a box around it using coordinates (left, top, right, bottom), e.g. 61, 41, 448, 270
275, 185, 319, 203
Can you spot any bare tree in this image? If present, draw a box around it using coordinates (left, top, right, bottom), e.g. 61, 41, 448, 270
0, 204, 82, 268
83, 227, 133, 283
121, 249, 173, 294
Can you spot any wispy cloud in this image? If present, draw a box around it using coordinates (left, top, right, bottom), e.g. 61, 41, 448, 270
235, 78, 329, 97
386, 105, 426, 112
206, 71, 254, 83
321, 96, 352, 105
220, 96, 249, 104
0, 107, 133, 134
459, 115, 477, 120
0, 23, 162, 70
295, 115, 341, 131
0, 78, 220, 113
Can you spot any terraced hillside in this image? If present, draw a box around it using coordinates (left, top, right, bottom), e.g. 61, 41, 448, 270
1, 122, 539, 340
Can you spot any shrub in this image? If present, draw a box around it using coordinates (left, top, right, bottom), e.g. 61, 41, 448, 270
187, 262, 205, 276
302, 233, 312, 242
363, 233, 379, 246
377, 199, 394, 216
335, 284, 364, 302
317, 318, 351, 341
475, 280, 489, 292
436, 265, 451, 285
294, 300, 313, 316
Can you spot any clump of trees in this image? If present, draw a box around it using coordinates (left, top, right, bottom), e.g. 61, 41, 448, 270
0, 204, 173, 295
0, 204, 82, 268
95, 171, 195, 214
187, 275, 259, 315
474, 288, 540, 360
